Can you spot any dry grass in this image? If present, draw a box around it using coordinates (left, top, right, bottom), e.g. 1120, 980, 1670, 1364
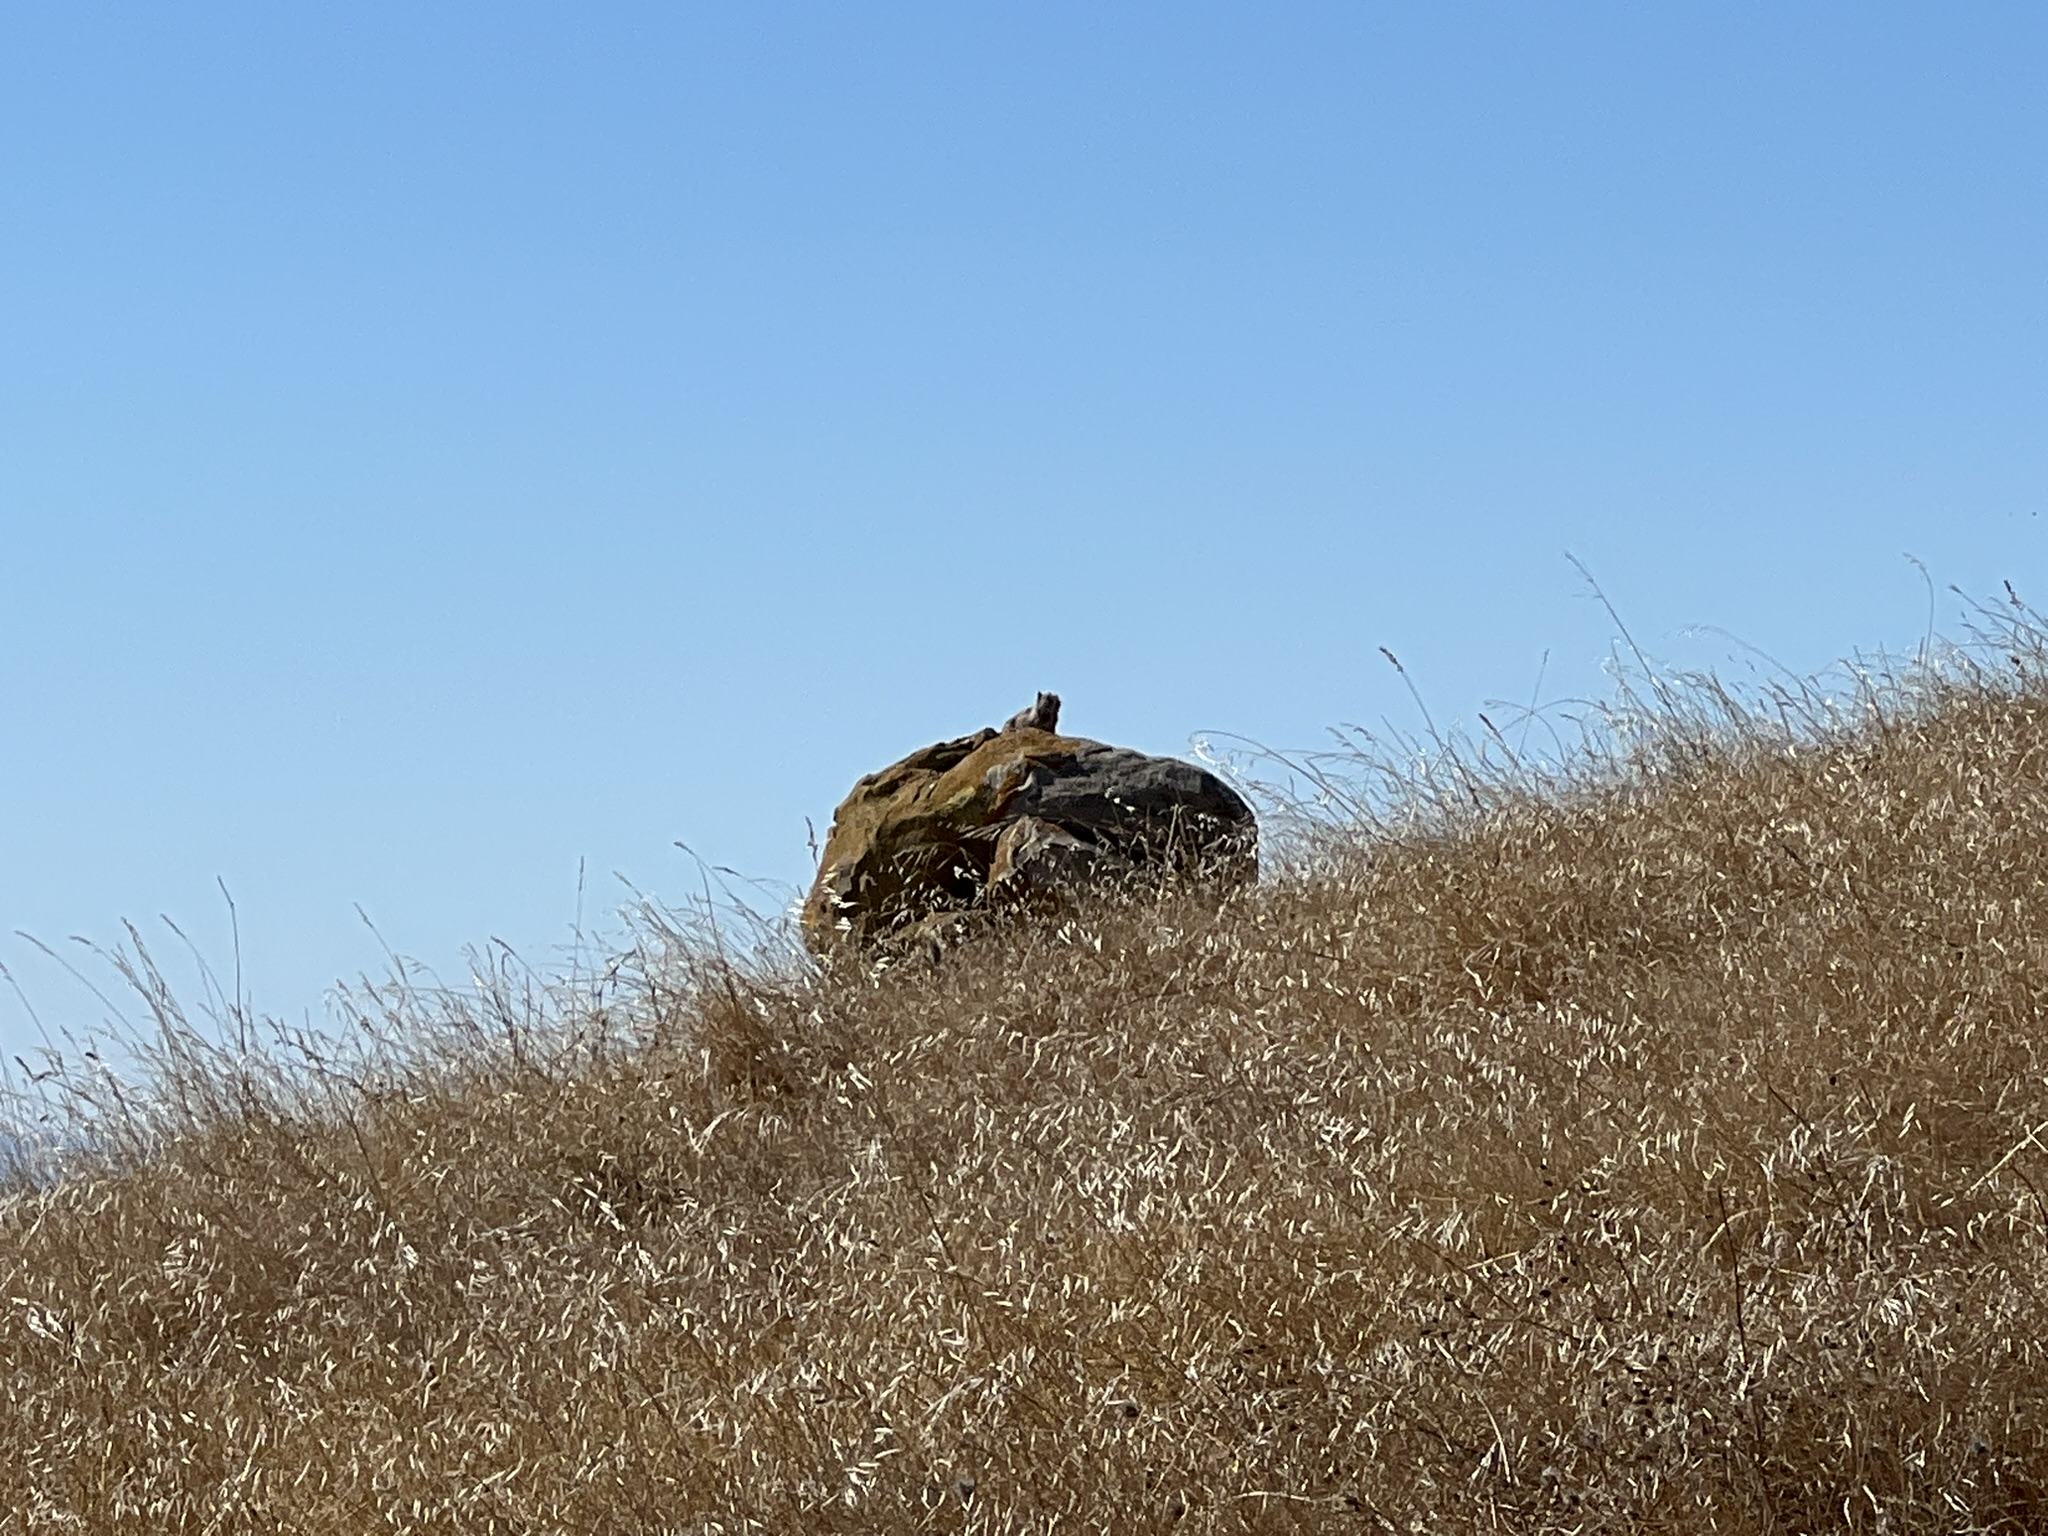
10, 607, 2048, 1532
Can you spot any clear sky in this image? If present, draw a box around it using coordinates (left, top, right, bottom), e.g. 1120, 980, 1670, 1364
3, 5, 2044, 1053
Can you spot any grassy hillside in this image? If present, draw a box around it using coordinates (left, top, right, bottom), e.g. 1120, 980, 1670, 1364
9, 621, 2048, 1532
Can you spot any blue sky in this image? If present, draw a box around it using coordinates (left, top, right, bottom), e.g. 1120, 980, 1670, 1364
3, 4, 2044, 1051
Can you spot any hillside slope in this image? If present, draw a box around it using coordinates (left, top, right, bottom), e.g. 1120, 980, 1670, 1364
7, 643, 2048, 1532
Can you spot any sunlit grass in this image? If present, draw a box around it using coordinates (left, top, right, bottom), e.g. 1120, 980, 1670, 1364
8, 596, 2048, 1531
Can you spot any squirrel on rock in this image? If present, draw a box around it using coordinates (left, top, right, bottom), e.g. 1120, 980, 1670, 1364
1002, 692, 1061, 734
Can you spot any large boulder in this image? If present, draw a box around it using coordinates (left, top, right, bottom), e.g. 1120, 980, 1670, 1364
801, 700, 1256, 953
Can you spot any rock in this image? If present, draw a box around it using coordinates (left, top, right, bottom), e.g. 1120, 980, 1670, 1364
988, 815, 1107, 902
801, 701, 1256, 953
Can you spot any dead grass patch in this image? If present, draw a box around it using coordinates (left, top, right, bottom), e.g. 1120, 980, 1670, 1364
9, 603, 2048, 1531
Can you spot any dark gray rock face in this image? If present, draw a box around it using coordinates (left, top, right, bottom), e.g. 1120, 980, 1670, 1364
1004, 744, 1256, 868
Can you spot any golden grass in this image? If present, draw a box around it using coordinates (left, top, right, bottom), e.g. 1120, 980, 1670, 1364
10, 609, 2048, 1532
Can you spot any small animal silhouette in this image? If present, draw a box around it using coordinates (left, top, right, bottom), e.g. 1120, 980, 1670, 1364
1002, 691, 1061, 734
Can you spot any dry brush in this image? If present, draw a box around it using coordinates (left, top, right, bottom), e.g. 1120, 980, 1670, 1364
8, 617, 2048, 1531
